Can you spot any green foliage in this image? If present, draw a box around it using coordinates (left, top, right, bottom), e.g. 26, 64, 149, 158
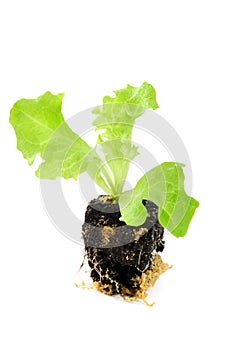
10, 92, 65, 165
91, 82, 159, 193
10, 92, 91, 180
9, 83, 199, 237
119, 162, 199, 237
93, 81, 158, 143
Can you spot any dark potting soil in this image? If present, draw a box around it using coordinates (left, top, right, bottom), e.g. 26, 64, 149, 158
82, 195, 166, 297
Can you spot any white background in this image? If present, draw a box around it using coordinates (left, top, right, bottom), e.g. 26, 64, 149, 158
0, 1, 232, 349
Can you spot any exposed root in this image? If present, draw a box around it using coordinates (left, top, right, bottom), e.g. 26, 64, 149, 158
76, 254, 172, 306
75, 281, 95, 290
128, 254, 172, 306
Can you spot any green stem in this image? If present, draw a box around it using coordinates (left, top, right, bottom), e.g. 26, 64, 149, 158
96, 176, 114, 194
101, 165, 118, 195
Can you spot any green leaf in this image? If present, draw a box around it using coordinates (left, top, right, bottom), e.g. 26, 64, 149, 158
93, 82, 159, 143
10, 92, 65, 165
10, 91, 91, 180
36, 123, 91, 180
119, 162, 199, 237
103, 81, 159, 110
91, 82, 159, 194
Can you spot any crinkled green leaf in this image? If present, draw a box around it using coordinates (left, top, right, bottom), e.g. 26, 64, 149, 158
103, 81, 158, 109
10, 91, 91, 180
93, 81, 159, 143
119, 162, 199, 237
91, 82, 159, 194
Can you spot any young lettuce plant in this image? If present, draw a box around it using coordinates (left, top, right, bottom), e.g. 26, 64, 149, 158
10, 82, 199, 303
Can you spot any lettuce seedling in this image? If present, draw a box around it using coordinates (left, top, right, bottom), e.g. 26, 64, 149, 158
10, 82, 199, 302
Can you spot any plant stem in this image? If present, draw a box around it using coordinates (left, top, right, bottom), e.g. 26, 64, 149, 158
100, 165, 118, 195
